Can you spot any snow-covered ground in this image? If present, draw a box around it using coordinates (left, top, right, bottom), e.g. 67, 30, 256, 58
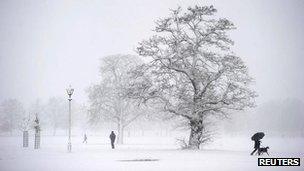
0, 135, 303, 171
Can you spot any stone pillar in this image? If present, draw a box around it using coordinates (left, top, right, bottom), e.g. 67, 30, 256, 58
33, 115, 41, 149
23, 131, 29, 147
34, 130, 40, 149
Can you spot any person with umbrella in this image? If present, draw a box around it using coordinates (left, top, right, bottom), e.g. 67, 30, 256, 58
250, 132, 265, 155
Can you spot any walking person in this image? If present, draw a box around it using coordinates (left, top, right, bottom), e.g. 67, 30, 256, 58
83, 133, 88, 144
250, 132, 265, 155
250, 140, 260, 155
109, 131, 116, 149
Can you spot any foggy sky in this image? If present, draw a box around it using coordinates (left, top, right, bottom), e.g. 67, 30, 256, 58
0, 0, 303, 107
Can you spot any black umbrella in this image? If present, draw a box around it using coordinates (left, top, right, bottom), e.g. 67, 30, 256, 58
251, 132, 265, 141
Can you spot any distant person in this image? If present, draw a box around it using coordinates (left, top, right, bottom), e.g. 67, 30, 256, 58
109, 131, 116, 149
83, 133, 88, 144
250, 140, 261, 155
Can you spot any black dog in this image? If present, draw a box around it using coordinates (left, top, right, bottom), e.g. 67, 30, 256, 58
258, 147, 269, 155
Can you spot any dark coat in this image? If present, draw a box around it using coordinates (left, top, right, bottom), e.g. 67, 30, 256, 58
254, 140, 261, 149
110, 132, 116, 142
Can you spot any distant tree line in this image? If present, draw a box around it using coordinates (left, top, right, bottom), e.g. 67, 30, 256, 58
0, 97, 87, 135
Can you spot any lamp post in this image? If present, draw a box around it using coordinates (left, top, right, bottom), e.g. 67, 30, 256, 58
66, 85, 74, 152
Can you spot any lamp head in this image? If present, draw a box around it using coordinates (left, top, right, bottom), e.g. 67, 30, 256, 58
66, 85, 74, 98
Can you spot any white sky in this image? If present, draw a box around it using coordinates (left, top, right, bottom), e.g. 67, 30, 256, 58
0, 0, 303, 107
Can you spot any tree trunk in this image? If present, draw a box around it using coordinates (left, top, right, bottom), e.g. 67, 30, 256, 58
117, 122, 124, 144
188, 119, 203, 149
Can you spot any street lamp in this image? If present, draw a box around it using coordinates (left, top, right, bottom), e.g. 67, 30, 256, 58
66, 85, 74, 152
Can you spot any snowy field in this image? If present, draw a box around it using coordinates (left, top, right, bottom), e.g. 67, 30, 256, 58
0, 135, 303, 171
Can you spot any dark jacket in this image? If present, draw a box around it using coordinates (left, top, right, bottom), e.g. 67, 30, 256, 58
110, 132, 116, 142
254, 140, 261, 149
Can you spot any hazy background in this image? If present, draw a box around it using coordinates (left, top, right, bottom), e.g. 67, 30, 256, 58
0, 0, 303, 106
0, 2, 303, 171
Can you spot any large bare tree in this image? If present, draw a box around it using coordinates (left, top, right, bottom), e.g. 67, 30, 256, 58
127, 6, 257, 149
87, 54, 145, 144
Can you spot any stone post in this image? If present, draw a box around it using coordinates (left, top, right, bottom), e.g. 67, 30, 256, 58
23, 131, 29, 147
